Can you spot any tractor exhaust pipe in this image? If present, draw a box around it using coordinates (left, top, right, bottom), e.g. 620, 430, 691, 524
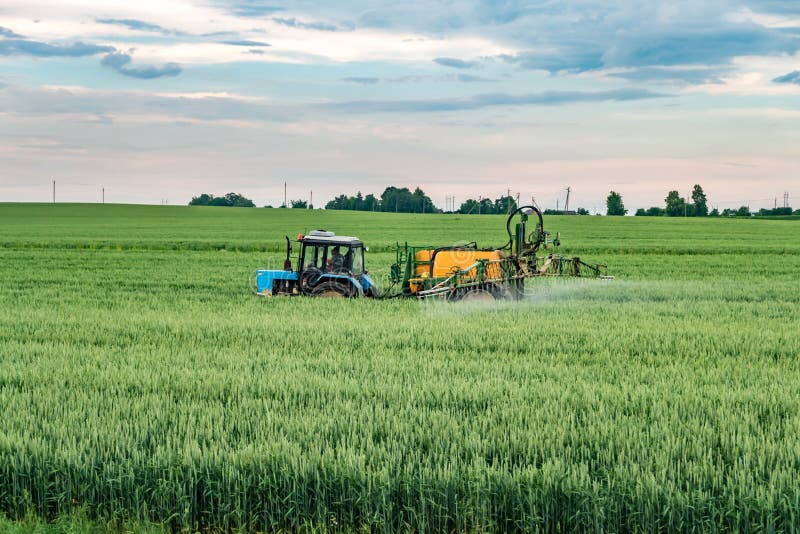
284, 236, 292, 270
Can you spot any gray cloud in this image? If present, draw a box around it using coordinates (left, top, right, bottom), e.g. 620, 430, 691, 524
0, 82, 284, 122
748, 1, 800, 15
0, 39, 114, 57
0, 26, 23, 38
96, 18, 173, 34
342, 74, 495, 85
341, 77, 380, 85
101, 53, 182, 79
434, 57, 477, 69
222, 1, 284, 17
272, 17, 354, 32
265, 2, 800, 84
455, 74, 494, 83
221, 40, 270, 46
773, 70, 800, 84
324, 89, 666, 113
606, 67, 730, 84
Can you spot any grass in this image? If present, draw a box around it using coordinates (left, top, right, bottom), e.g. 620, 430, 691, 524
1, 203, 799, 531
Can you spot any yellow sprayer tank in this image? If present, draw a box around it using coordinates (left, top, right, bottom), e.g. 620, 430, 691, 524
410, 248, 504, 293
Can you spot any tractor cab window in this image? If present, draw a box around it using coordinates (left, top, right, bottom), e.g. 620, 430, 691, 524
303, 244, 324, 270
302, 242, 362, 274
350, 246, 364, 275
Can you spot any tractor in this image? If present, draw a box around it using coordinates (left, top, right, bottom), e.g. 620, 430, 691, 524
256, 230, 379, 298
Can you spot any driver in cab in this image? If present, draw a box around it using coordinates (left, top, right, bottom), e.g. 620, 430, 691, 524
328, 246, 345, 272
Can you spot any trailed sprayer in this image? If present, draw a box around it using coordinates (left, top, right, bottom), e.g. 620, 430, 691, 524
255, 206, 609, 300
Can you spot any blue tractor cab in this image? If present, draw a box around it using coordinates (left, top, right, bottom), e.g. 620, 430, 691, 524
256, 230, 378, 298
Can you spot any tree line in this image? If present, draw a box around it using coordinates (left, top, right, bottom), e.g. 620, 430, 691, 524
608, 185, 796, 217
631, 185, 710, 216
325, 187, 436, 213
188, 193, 255, 207
188, 187, 795, 217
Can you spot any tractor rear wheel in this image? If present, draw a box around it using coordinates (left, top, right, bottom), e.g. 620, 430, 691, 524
312, 281, 353, 298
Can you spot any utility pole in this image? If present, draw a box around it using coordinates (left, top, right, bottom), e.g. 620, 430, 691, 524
52, 180, 55, 203
284, 182, 287, 208
565, 186, 571, 214
684, 190, 688, 217
785, 191, 790, 209
310, 190, 313, 209
556, 198, 559, 212
102, 188, 105, 204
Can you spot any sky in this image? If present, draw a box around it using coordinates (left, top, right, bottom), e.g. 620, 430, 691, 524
1, 0, 799, 211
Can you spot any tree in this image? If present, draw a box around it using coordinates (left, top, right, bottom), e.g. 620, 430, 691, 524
459, 198, 479, 214
364, 194, 379, 211
606, 191, 627, 216
736, 205, 751, 217
290, 199, 308, 209
494, 195, 516, 215
691, 184, 708, 216
379, 186, 435, 213
634, 208, 647, 216
189, 193, 214, 206
709, 208, 719, 216
223, 192, 255, 207
645, 206, 665, 216
576, 207, 590, 215
412, 187, 436, 213
325, 192, 380, 211
664, 190, 685, 217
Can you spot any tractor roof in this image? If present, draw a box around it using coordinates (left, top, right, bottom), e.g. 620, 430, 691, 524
301, 235, 363, 246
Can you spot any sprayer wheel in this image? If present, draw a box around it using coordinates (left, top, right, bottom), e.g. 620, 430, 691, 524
458, 288, 496, 302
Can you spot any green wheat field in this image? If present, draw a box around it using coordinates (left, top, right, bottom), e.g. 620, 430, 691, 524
1, 203, 799, 532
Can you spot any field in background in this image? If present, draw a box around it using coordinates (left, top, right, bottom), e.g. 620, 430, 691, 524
1, 203, 799, 531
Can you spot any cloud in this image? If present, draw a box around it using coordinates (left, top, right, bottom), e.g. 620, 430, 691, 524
497, 47, 603, 74
272, 17, 353, 32
0, 39, 114, 57
342, 74, 494, 85
455, 74, 494, 83
434, 57, 477, 69
101, 53, 182, 79
606, 67, 729, 84
222, 1, 285, 17
773, 70, 800, 84
342, 77, 380, 85
325, 89, 666, 113
0, 26, 23, 38
96, 18, 172, 34
748, 1, 800, 15
0, 83, 290, 124
601, 26, 800, 69
221, 40, 270, 47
